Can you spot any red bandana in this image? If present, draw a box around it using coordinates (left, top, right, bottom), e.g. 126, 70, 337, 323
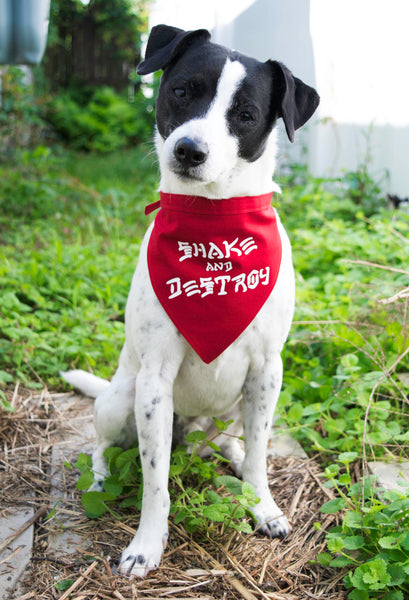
145, 192, 282, 363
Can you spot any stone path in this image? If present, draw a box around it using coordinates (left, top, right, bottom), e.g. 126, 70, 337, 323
0, 394, 95, 599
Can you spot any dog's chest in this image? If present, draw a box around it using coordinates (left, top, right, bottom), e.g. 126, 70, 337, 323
125, 205, 294, 418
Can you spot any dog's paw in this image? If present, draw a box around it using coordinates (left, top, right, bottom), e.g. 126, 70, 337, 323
252, 502, 291, 539
119, 533, 168, 578
255, 513, 290, 538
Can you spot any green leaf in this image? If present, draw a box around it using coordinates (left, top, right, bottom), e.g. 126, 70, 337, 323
348, 591, 369, 600
174, 508, 189, 524
119, 495, 141, 509
213, 417, 233, 431
233, 521, 253, 533
207, 440, 221, 452
399, 532, 409, 551
81, 491, 116, 518
103, 475, 123, 496
287, 403, 303, 422
338, 451, 359, 464
55, 579, 75, 591
214, 475, 243, 496
317, 552, 332, 566
206, 490, 223, 504
185, 430, 207, 443
343, 511, 363, 528
116, 447, 139, 469
76, 470, 94, 491
104, 446, 124, 471
383, 591, 404, 600
169, 464, 185, 477
320, 498, 347, 514
379, 535, 400, 549
387, 564, 406, 586
327, 535, 345, 553
330, 555, 355, 567
241, 481, 256, 497
203, 504, 229, 522
185, 516, 203, 533
343, 535, 365, 550
74, 453, 92, 472
0, 390, 14, 412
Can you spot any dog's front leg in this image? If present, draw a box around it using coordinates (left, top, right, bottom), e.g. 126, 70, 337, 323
241, 353, 290, 538
119, 367, 174, 577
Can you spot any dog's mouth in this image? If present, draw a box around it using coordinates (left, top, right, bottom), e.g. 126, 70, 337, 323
169, 158, 207, 182
171, 166, 205, 181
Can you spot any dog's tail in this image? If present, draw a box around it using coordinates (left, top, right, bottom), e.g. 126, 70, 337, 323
61, 369, 110, 398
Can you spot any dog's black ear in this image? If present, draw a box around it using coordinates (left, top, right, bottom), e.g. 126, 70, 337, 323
137, 24, 211, 75
268, 60, 320, 143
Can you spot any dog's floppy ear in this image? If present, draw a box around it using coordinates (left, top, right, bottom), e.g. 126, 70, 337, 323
137, 24, 211, 75
268, 60, 320, 143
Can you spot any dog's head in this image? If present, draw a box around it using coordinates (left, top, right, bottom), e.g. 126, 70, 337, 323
138, 25, 319, 197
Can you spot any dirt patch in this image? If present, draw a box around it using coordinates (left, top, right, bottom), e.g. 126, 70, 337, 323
1, 386, 346, 599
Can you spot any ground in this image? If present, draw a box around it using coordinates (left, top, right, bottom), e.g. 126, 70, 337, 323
0, 386, 347, 600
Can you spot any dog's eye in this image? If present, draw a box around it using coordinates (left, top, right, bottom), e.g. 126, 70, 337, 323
173, 88, 186, 98
239, 111, 254, 122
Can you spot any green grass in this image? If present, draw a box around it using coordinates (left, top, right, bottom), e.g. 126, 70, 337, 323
63, 141, 158, 194
1, 144, 409, 598
0, 145, 158, 386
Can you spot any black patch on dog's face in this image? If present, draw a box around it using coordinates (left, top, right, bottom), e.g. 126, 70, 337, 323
156, 42, 228, 139
226, 56, 280, 162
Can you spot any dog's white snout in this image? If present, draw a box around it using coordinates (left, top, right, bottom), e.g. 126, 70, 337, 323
173, 137, 209, 168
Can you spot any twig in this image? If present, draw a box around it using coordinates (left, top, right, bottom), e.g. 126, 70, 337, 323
13, 592, 35, 600
0, 545, 22, 565
379, 286, 409, 305
215, 542, 279, 600
305, 466, 334, 500
341, 259, 409, 276
0, 505, 48, 554
171, 523, 260, 600
58, 559, 99, 600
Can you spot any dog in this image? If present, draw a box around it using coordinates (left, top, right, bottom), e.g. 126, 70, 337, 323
63, 24, 319, 577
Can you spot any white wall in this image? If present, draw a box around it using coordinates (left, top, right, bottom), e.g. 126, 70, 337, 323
148, 0, 409, 197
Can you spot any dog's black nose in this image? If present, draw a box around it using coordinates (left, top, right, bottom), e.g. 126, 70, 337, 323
174, 137, 209, 167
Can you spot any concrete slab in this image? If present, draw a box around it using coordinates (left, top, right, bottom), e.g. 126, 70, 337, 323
47, 395, 95, 556
0, 506, 34, 599
268, 429, 308, 459
368, 460, 409, 492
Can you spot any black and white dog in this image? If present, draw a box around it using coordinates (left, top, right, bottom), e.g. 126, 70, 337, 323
63, 25, 319, 577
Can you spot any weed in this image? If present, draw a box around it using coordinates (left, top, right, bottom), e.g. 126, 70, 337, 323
317, 453, 409, 599
72, 422, 259, 536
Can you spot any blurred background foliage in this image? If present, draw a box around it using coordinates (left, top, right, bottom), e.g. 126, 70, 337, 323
0, 0, 155, 153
